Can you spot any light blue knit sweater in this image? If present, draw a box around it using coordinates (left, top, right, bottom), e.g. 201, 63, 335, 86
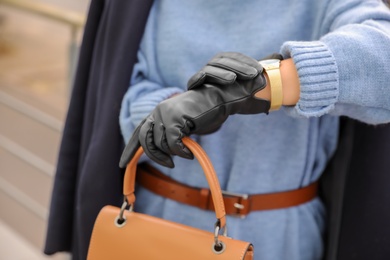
119, 1, 390, 259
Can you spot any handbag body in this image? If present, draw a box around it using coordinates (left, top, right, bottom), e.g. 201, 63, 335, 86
87, 137, 254, 259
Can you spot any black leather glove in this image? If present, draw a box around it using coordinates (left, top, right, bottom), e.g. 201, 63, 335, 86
188, 52, 283, 90
119, 69, 269, 169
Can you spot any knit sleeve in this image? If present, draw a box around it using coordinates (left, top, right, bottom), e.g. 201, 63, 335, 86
119, 49, 183, 144
281, 0, 390, 125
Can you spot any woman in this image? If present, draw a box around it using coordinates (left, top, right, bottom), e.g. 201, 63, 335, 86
119, 1, 390, 259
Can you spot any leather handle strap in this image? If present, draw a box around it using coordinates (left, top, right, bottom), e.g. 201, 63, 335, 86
123, 137, 227, 228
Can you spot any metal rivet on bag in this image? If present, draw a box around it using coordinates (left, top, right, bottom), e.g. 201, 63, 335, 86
212, 241, 226, 254
114, 216, 127, 228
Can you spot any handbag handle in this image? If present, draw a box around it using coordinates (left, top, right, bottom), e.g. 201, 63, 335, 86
123, 137, 227, 229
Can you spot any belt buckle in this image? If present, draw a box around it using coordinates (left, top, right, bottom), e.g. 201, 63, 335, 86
221, 190, 249, 219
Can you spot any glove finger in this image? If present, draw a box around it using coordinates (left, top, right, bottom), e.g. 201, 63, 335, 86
188, 52, 263, 90
165, 121, 194, 160
211, 52, 263, 72
187, 71, 206, 90
153, 122, 171, 155
139, 118, 175, 168
119, 119, 145, 168
187, 66, 236, 90
208, 57, 259, 80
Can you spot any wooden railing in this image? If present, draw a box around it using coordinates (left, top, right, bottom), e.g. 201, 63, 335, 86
0, 0, 86, 87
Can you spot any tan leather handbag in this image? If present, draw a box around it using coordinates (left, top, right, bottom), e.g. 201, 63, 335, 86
87, 137, 254, 259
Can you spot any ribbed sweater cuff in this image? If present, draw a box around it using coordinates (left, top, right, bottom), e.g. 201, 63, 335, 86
280, 41, 339, 117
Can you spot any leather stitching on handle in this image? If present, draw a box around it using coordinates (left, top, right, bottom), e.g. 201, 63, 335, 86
182, 137, 227, 227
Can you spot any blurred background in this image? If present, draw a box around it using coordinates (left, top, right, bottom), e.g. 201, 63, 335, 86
0, 0, 89, 259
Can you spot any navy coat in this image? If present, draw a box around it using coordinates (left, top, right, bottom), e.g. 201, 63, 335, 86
44, 0, 390, 259
44, 0, 153, 259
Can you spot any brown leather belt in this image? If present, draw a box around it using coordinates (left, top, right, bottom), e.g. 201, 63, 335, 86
136, 164, 318, 217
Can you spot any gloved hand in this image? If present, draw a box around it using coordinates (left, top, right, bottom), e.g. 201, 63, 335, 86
187, 52, 283, 89
119, 63, 269, 168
